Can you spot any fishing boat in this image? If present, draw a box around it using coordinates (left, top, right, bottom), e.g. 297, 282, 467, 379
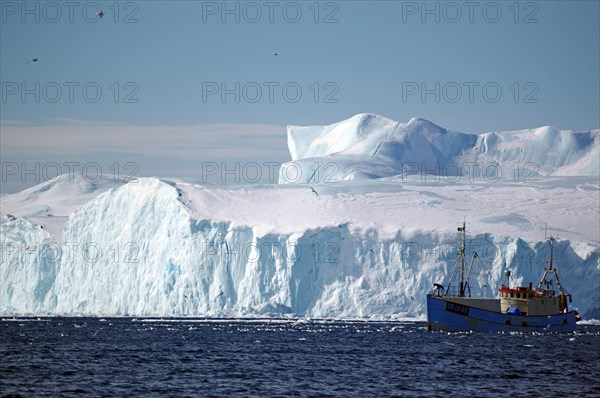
426, 222, 580, 333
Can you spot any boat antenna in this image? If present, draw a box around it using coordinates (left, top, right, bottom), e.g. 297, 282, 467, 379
547, 235, 554, 270
458, 221, 466, 297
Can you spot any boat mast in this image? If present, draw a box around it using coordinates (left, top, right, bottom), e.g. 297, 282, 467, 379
536, 236, 556, 291
458, 221, 466, 297
536, 236, 569, 294
548, 236, 554, 270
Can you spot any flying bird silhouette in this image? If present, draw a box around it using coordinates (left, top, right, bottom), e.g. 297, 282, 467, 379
97, 9, 105, 18
24, 54, 43, 65
215, 285, 224, 301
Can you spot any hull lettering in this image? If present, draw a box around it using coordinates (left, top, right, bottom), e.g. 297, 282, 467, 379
445, 301, 470, 316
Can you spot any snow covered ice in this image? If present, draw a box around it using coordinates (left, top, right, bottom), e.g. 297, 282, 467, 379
1, 114, 599, 319
280, 114, 599, 184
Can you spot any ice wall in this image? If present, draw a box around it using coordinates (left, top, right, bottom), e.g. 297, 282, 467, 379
2, 178, 598, 319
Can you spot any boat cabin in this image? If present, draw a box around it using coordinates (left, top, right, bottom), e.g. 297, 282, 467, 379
499, 274, 569, 317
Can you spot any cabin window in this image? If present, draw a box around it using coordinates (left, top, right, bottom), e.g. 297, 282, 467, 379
506, 320, 511, 325
517, 293, 520, 298
510, 293, 514, 298
522, 321, 527, 326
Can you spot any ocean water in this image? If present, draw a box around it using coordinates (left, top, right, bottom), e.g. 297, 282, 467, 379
1, 318, 599, 397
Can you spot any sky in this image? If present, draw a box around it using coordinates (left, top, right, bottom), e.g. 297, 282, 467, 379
1, 0, 599, 193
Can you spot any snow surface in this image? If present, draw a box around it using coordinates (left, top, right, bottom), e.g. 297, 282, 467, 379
280, 114, 599, 184
1, 114, 599, 319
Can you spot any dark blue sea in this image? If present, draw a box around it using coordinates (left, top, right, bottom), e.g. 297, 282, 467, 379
1, 318, 599, 397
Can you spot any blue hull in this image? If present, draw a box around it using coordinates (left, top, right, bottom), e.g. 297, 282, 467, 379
426, 295, 577, 333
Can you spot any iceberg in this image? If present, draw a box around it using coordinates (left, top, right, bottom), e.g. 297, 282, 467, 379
279, 114, 599, 184
1, 115, 599, 319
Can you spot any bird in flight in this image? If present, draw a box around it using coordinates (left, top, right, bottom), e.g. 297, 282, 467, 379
215, 285, 224, 301
24, 54, 43, 65
272, 52, 278, 56
310, 187, 319, 197
97, 9, 105, 18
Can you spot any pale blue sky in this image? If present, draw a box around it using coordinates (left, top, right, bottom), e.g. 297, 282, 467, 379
1, 1, 599, 192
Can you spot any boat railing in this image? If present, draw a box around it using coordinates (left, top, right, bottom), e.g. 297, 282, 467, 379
442, 286, 464, 297
428, 284, 463, 297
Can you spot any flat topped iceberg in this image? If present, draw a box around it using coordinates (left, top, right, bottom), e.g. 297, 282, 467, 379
0, 115, 598, 319
280, 114, 599, 184
1, 174, 599, 319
